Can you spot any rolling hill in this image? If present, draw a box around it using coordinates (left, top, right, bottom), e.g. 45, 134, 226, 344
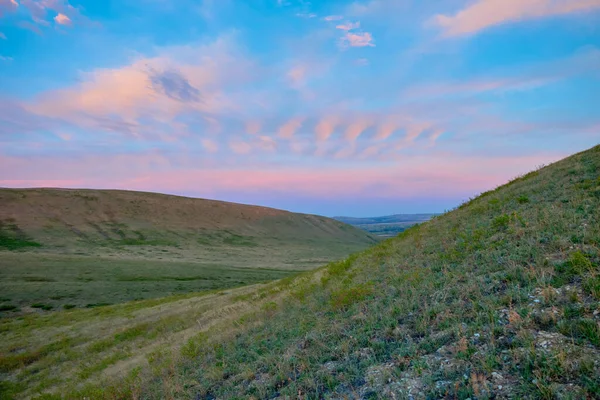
1, 145, 599, 399
0, 188, 377, 309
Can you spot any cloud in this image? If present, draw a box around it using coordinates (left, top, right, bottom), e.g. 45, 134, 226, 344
201, 138, 219, 153
256, 135, 277, 151
315, 115, 340, 141
229, 139, 252, 154
374, 119, 399, 140
428, 129, 444, 146
0, 55, 13, 61
0, 98, 60, 136
0, 0, 18, 16
323, 15, 343, 21
296, 12, 317, 18
17, 20, 43, 34
345, 118, 372, 142
434, 0, 600, 37
0, 151, 567, 200
150, 69, 202, 103
403, 47, 600, 99
245, 120, 261, 135
278, 117, 304, 139
287, 65, 307, 88
0, 32, 6, 40
340, 31, 375, 48
25, 37, 246, 136
3, 0, 90, 32
53, 12, 71, 25
354, 58, 369, 66
336, 21, 360, 31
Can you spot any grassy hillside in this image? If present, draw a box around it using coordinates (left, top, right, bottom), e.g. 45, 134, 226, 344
0, 189, 376, 309
1, 145, 599, 399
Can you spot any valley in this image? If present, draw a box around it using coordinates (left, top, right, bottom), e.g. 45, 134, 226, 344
0, 145, 598, 399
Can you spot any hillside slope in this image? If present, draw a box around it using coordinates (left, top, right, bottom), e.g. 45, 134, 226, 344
1, 145, 599, 399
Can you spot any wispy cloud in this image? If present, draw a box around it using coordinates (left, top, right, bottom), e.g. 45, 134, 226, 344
403, 47, 600, 99
0, 32, 6, 40
345, 118, 372, 142
323, 15, 343, 21
315, 115, 340, 142
434, 0, 600, 37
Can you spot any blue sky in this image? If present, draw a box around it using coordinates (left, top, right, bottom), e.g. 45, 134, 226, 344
0, 0, 599, 217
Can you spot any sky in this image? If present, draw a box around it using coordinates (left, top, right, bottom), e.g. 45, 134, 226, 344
0, 0, 599, 217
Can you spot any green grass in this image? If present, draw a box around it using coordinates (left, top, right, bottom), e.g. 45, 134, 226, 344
1, 145, 599, 399
0, 221, 41, 250
0, 253, 297, 309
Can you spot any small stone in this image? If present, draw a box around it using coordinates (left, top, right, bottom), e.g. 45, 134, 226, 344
492, 372, 504, 381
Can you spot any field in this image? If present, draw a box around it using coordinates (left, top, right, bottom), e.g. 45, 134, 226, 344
1, 145, 600, 399
0, 253, 297, 310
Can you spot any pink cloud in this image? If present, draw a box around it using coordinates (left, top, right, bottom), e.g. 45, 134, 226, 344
336, 21, 360, 31
245, 120, 261, 135
201, 138, 219, 153
345, 118, 372, 142
278, 117, 305, 139
256, 136, 277, 152
25, 38, 244, 135
434, 0, 600, 37
323, 15, 343, 21
340, 31, 375, 48
315, 115, 340, 141
375, 119, 399, 140
228, 139, 252, 154
54, 12, 71, 25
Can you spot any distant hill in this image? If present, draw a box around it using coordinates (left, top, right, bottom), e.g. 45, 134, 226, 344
0, 188, 377, 308
0, 188, 377, 260
335, 213, 438, 237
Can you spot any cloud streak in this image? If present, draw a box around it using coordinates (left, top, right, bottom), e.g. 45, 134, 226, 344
434, 0, 600, 37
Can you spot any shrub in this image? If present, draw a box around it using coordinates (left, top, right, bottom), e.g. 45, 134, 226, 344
330, 283, 374, 310
517, 195, 530, 204
492, 214, 510, 231
31, 303, 53, 311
